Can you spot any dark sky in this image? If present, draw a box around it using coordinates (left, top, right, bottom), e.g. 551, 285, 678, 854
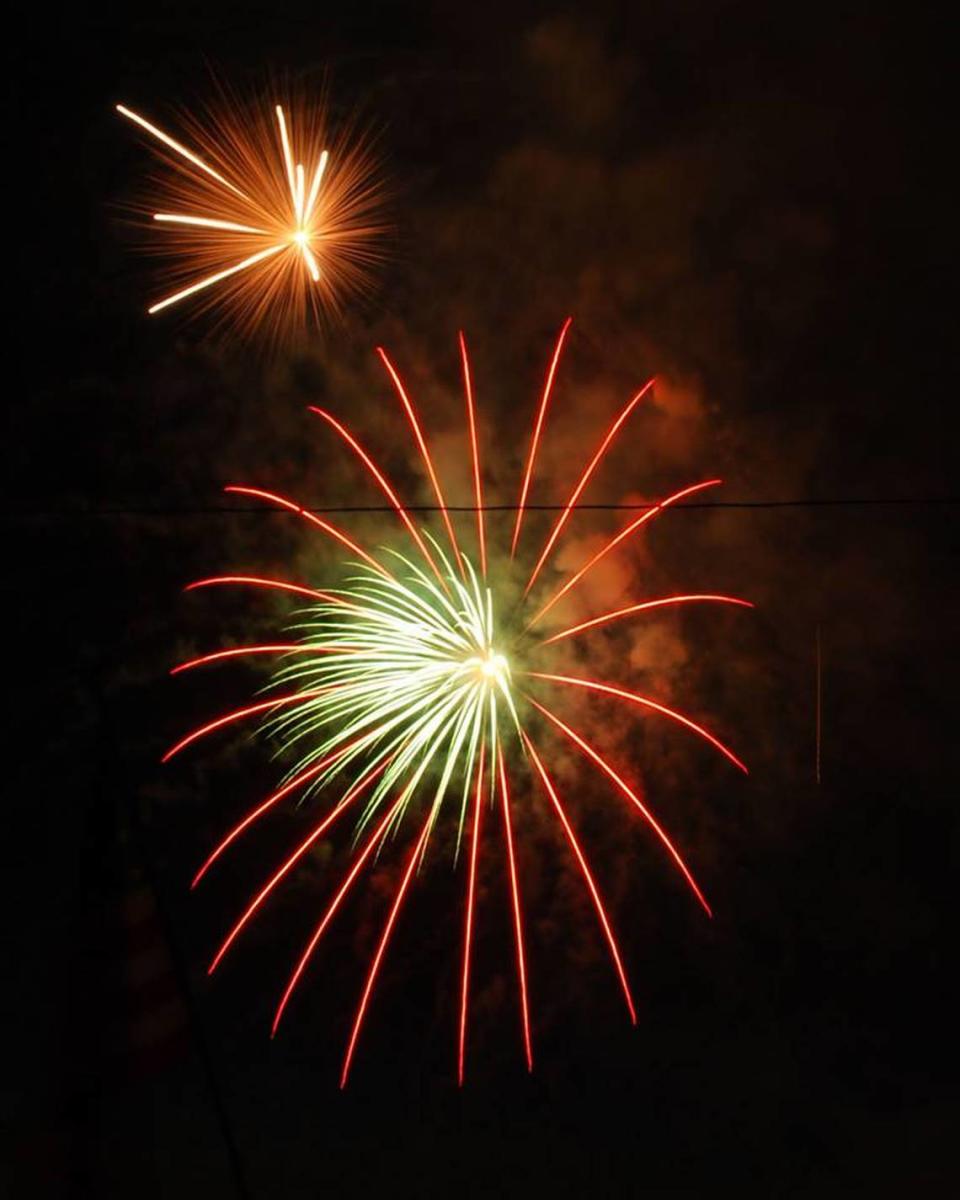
6, 3, 955, 1197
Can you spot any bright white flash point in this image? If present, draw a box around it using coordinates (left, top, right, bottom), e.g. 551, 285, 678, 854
476, 651, 508, 680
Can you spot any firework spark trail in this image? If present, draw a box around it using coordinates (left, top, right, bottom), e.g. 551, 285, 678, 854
526, 479, 724, 629
377, 348, 465, 576
172, 322, 751, 1081
458, 743, 486, 1085
459, 331, 487, 577
162, 689, 333, 763
154, 214, 269, 234
224, 486, 390, 579
208, 759, 388, 972
117, 94, 385, 337
524, 377, 656, 596
340, 811, 434, 1088
185, 576, 333, 602
523, 734, 637, 1024
307, 407, 449, 591
511, 317, 573, 557
525, 696, 712, 916
539, 594, 755, 646
116, 104, 247, 197
147, 245, 287, 313
271, 792, 408, 1036
171, 644, 326, 674
497, 746, 533, 1070
189, 735, 378, 888
527, 673, 748, 774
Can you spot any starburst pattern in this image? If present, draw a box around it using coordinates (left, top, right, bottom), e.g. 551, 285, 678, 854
167, 320, 752, 1084
117, 88, 386, 339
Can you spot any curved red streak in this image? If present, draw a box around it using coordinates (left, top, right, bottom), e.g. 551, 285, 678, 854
224, 486, 390, 580
208, 760, 388, 972
527, 479, 722, 628
540, 594, 754, 646
306, 409, 450, 594
340, 811, 434, 1088
524, 378, 655, 596
498, 747, 533, 1071
458, 742, 485, 1086
161, 688, 329, 763
271, 792, 407, 1037
522, 733, 637, 1025
191, 747, 356, 889
511, 316, 573, 558
459, 331, 487, 578
377, 347, 464, 577
526, 672, 748, 774
184, 575, 333, 602
526, 696, 712, 916
171, 644, 306, 674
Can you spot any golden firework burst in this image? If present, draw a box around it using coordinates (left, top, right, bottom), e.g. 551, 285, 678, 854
117, 87, 387, 340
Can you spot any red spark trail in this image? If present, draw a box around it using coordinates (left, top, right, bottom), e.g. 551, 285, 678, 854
458, 743, 485, 1085
459, 331, 487, 577
511, 317, 573, 557
523, 734, 637, 1024
171, 644, 311, 674
307, 408, 450, 593
161, 688, 331, 763
539, 594, 754, 646
191, 748, 357, 888
524, 378, 655, 596
224, 486, 390, 579
498, 748, 533, 1071
526, 696, 712, 916
528, 672, 748, 774
377, 347, 465, 577
271, 791, 409, 1036
184, 575, 333, 602
339, 810, 434, 1088
208, 761, 388, 972
527, 479, 723, 628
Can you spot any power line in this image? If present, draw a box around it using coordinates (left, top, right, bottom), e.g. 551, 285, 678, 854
6, 496, 959, 517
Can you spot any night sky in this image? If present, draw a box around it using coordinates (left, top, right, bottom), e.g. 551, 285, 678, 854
8, 3, 955, 1196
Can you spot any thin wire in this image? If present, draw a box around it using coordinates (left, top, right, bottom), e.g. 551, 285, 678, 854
8, 497, 959, 517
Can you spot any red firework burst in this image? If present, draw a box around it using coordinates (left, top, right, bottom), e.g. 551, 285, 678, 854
166, 319, 752, 1085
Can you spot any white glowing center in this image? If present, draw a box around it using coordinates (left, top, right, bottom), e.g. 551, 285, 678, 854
471, 649, 509, 683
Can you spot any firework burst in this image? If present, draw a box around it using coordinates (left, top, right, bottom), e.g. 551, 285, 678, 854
117, 85, 386, 339
168, 320, 752, 1085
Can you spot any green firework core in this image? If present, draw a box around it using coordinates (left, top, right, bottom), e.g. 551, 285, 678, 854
266, 540, 521, 855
